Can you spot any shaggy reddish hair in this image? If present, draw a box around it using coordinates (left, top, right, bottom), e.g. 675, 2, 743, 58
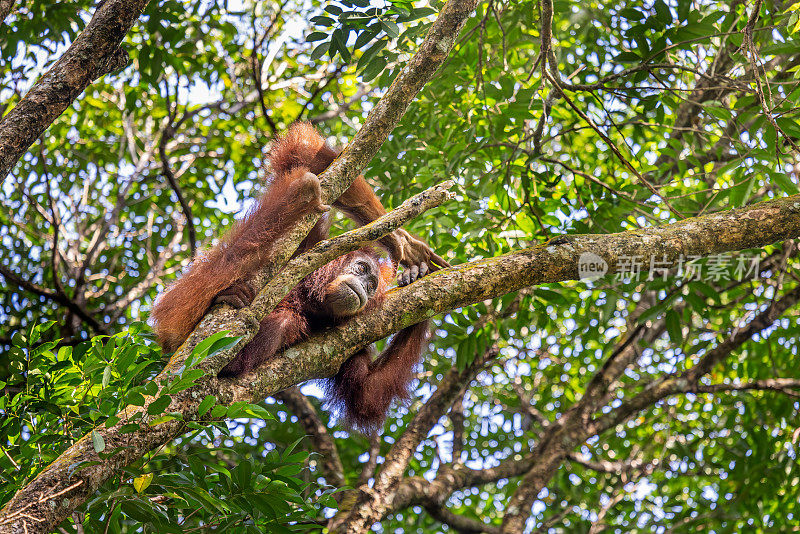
152, 123, 432, 429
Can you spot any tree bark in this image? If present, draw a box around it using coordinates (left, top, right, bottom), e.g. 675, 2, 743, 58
0, 0, 15, 23
0, 0, 150, 182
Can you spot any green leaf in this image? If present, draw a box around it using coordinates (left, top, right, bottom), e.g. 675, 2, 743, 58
653, 0, 671, 24
665, 310, 683, 344
226, 401, 250, 419
143, 381, 158, 396
307, 31, 328, 42
357, 38, 387, 70
185, 331, 242, 368
126, 391, 146, 407
331, 28, 350, 62
361, 55, 387, 81
411, 7, 436, 18
382, 20, 399, 38
613, 51, 642, 63
310, 15, 335, 26
114, 345, 139, 372
198, 394, 217, 416
147, 394, 172, 415
728, 175, 755, 207
102, 365, 113, 388
149, 414, 179, 426
210, 405, 228, 418
619, 7, 644, 19
121, 500, 158, 523
105, 415, 120, 428
771, 172, 800, 194
242, 403, 273, 420
92, 430, 106, 453
776, 117, 800, 138
354, 27, 378, 49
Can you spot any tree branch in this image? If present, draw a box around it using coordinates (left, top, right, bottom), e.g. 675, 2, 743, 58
3, 133, 797, 533
170, 0, 483, 378
0, 0, 149, 181
356, 433, 381, 487
0, 0, 15, 23
594, 283, 800, 433
424, 503, 501, 534
501, 281, 800, 533
231, 192, 800, 403
213, 0, 482, 321
389, 279, 800, 532
159, 126, 198, 256
205, 180, 456, 372
329, 344, 500, 531
0, 264, 107, 334
688, 378, 800, 395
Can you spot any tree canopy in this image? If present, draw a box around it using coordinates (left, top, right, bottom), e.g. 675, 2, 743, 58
2, 0, 800, 532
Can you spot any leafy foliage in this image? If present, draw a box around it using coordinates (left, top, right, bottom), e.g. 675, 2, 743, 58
0, 322, 325, 531
308, 0, 437, 79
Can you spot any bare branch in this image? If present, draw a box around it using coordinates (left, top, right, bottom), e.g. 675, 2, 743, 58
501, 285, 800, 532
0, 264, 106, 334
159, 126, 198, 256
424, 503, 501, 534
689, 378, 800, 395
595, 283, 800, 432
308, 85, 372, 124
356, 434, 381, 487
566, 451, 644, 475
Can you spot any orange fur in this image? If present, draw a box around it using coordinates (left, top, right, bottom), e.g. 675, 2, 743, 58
151, 166, 321, 351
269, 122, 332, 176
152, 122, 434, 429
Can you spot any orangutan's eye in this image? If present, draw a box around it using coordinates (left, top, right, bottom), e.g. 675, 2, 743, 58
354, 261, 369, 275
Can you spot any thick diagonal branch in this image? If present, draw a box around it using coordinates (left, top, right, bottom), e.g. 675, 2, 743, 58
231, 193, 800, 402
201, 180, 455, 372
164, 0, 482, 376
0, 0, 148, 181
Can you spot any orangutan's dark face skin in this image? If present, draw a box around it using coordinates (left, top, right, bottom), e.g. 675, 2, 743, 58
322, 255, 380, 318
